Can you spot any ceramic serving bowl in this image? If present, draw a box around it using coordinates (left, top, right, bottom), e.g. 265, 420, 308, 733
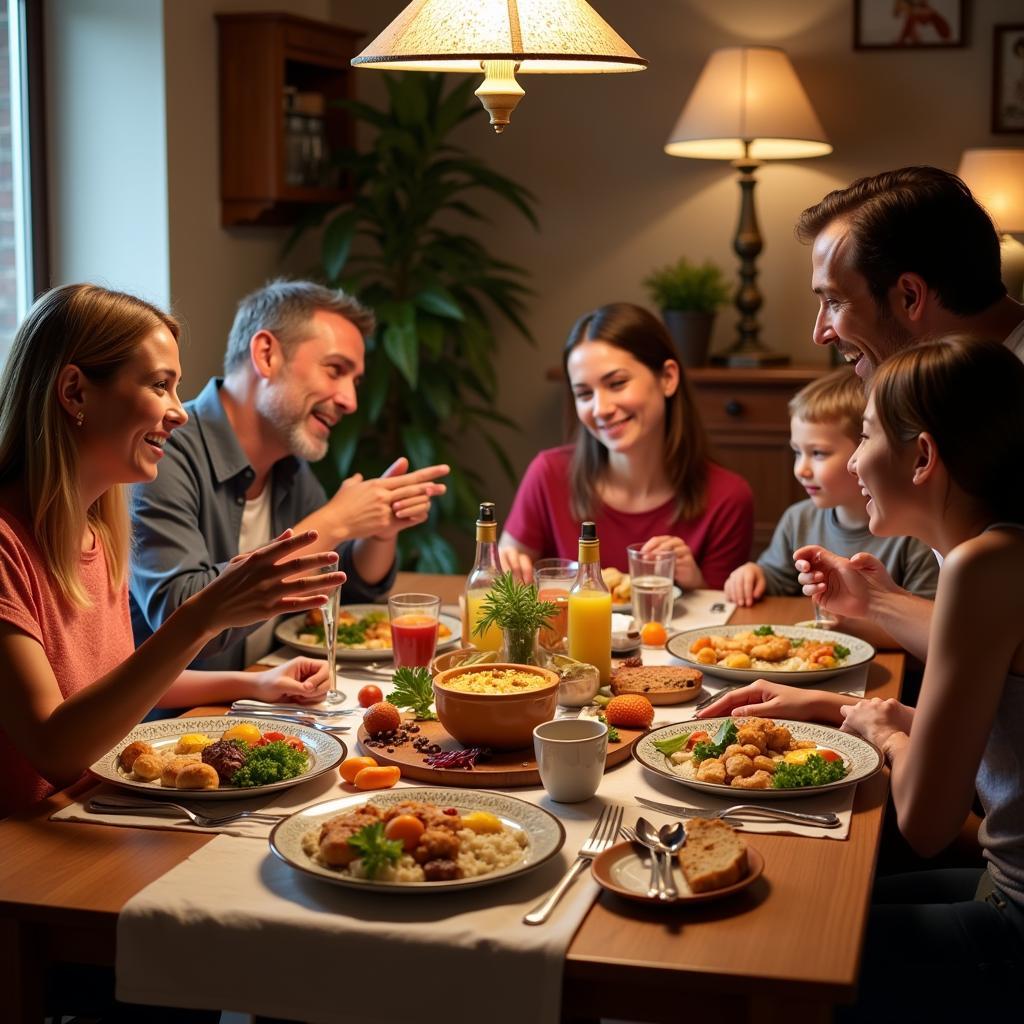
432, 663, 559, 750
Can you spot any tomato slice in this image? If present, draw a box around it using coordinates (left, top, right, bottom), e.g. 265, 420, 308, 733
686, 730, 710, 750
263, 731, 287, 742
283, 735, 305, 752
817, 749, 841, 762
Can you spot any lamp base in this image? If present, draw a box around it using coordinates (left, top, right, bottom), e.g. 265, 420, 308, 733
711, 346, 790, 368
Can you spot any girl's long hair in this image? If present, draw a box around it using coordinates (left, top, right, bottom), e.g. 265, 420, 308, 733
562, 303, 709, 522
0, 284, 180, 606
871, 335, 1024, 522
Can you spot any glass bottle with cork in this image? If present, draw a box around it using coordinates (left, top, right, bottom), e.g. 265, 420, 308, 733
568, 521, 612, 683
464, 502, 503, 651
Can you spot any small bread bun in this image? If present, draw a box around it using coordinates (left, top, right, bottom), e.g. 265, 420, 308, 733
118, 740, 154, 772
131, 752, 164, 781
176, 761, 220, 790
161, 755, 194, 788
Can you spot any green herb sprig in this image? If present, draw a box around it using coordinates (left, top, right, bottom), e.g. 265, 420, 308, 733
691, 720, 738, 765
389, 666, 437, 720
231, 741, 308, 787
772, 754, 847, 789
597, 713, 620, 743
473, 572, 558, 637
753, 625, 776, 637
347, 822, 404, 879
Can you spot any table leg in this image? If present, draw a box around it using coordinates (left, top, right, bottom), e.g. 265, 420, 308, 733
0, 917, 45, 1023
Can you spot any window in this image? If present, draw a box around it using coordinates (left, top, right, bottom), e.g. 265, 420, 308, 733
0, 0, 40, 366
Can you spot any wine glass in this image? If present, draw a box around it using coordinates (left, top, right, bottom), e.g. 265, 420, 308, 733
319, 565, 345, 705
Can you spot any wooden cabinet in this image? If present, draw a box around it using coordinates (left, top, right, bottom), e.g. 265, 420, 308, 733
687, 366, 828, 555
216, 13, 362, 227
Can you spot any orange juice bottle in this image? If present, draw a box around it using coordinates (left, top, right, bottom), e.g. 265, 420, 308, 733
568, 521, 612, 683
464, 502, 503, 651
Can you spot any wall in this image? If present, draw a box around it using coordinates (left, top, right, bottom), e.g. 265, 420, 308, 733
329, 0, 1022, 518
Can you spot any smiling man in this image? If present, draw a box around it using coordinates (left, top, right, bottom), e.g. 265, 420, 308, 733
129, 279, 449, 670
797, 166, 1024, 379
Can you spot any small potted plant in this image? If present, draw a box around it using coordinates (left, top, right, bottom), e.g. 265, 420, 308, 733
473, 573, 558, 666
643, 257, 731, 367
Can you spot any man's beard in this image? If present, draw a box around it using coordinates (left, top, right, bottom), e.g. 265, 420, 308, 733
256, 386, 329, 462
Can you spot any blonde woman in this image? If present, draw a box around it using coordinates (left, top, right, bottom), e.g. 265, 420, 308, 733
0, 285, 345, 817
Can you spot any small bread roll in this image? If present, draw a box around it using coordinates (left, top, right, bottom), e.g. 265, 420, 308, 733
118, 740, 154, 772
161, 755, 193, 788
131, 752, 163, 781
176, 762, 219, 790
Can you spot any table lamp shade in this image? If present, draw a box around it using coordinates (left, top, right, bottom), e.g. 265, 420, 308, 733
956, 149, 1024, 234
352, 0, 646, 73
665, 47, 831, 160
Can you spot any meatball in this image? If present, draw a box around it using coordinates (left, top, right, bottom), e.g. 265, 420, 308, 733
318, 808, 382, 867
201, 739, 248, 783
422, 858, 462, 882
413, 828, 460, 863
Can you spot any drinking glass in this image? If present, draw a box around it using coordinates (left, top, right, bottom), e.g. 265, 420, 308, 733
319, 564, 345, 705
535, 564, 576, 654
388, 593, 441, 669
813, 601, 839, 631
626, 544, 676, 627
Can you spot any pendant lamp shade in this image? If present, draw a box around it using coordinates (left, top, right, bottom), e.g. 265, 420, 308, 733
352, 0, 646, 132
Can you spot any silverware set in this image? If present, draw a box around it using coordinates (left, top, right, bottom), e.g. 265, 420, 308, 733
87, 797, 284, 828
226, 707, 350, 733
635, 795, 841, 828
621, 818, 685, 901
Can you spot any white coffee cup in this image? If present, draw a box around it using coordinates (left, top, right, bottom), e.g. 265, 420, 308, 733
533, 718, 608, 803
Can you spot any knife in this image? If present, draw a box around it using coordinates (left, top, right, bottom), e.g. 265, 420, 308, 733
635, 795, 841, 827
231, 700, 355, 717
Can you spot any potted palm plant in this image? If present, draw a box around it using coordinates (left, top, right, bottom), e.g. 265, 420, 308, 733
297, 73, 539, 571
643, 257, 730, 367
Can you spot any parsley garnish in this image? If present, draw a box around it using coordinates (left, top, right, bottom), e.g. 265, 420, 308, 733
230, 740, 308, 787
347, 822, 404, 879
753, 625, 775, 637
772, 754, 847, 789
597, 713, 620, 743
834, 644, 850, 659
389, 666, 437, 720
691, 719, 738, 764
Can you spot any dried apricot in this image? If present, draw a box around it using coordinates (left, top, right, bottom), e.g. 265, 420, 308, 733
339, 755, 377, 783
604, 694, 655, 729
353, 765, 401, 790
639, 621, 668, 647
362, 701, 402, 737
222, 723, 261, 745
384, 813, 425, 850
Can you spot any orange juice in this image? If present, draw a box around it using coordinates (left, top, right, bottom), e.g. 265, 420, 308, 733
466, 589, 503, 651
568, 590, 612, 683
537, 587, 569, 650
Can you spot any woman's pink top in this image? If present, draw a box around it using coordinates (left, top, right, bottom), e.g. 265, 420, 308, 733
0, 505, 134, 817
504, 445, 754, 589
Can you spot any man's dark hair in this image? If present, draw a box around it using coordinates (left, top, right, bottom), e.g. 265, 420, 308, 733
796, 166, 1005, 317
224, 278, 375, 373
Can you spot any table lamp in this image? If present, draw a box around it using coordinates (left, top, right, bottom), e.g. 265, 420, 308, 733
665, 46, 832, 366
956, 149, 1024, 302
351, 0, 646, 134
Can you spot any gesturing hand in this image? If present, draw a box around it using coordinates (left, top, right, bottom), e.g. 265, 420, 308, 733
793, 546, 898, 622
198, 530, 346, 631
327, 458, 449, 542
640, 535, 703, 590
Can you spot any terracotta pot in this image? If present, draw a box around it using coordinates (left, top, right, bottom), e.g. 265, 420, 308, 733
432, 663, 559, 750
662, 309, 716, 367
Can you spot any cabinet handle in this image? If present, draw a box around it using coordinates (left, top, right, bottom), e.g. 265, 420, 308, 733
724, 399, 744, 417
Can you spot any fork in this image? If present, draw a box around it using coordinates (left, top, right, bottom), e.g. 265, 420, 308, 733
231, 700, 356, 718
225, 709, 349, 733
523, 804, 624, 925
86, 797, 285, 828
635, 795, 841, 827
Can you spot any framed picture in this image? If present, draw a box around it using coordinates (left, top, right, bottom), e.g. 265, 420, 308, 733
854, 1, 965, 50
993, 24, 1024, 133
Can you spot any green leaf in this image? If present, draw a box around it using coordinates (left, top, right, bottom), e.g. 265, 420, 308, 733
400, 424, 436, 469
322, 209, 360, 281
360, 346, 391, 424
381, 304, 418, 388
325, 410, 365, 480
415, 285, 464, 321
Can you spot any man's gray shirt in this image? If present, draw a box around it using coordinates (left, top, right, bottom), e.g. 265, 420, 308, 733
757, 500, 939, 598
129, 378, 394, 670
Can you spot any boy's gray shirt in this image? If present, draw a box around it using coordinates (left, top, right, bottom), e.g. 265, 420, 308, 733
757, 499, 939, 598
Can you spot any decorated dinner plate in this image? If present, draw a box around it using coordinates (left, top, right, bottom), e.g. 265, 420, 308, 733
633, 717, 882, 800
612, 585, 683, 615
275, 605, 461, 662
665, 623, 874, 684
89, 716, 346, 800
592, 840, 765, 904
269, 787, 565, 893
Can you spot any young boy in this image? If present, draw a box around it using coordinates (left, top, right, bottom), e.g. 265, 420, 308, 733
724, 366, 939, 607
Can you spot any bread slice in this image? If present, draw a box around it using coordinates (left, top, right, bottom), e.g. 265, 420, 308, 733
677, 818, 748, 893
610, 665, 703, 704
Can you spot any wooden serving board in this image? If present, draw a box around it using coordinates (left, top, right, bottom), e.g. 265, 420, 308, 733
356, 714, 645, 787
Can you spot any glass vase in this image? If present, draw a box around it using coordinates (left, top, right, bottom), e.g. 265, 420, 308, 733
501, 626, 540, 666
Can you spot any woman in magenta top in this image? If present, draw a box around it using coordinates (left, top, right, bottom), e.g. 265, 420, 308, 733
0, 285, 346, 817
501, 303, 753, 589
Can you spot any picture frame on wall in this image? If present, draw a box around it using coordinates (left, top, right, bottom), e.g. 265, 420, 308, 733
854, 1, 965, 50
993, 24, 1024, 133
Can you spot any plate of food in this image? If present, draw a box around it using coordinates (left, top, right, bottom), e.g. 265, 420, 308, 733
666, 624, 874, 683
633, 716, 881, 799
602, 567, 682, 614
270, 787, 565, 892
275, 604, 461, 662
592, 819, 764, 904
89, 716, 346, 799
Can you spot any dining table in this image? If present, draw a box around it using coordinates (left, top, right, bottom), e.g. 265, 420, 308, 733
0, 574, 903, 1024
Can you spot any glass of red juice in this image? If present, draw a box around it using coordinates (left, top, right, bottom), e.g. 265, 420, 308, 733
387, 593, 442, 668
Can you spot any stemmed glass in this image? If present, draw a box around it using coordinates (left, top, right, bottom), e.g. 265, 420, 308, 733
319, 565, 345, 705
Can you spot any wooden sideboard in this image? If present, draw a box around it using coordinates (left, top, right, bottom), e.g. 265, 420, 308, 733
687, 366, 828, 555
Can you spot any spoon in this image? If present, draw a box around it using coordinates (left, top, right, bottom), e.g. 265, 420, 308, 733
635, 817, 666, 899
657, 822, 687, 901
